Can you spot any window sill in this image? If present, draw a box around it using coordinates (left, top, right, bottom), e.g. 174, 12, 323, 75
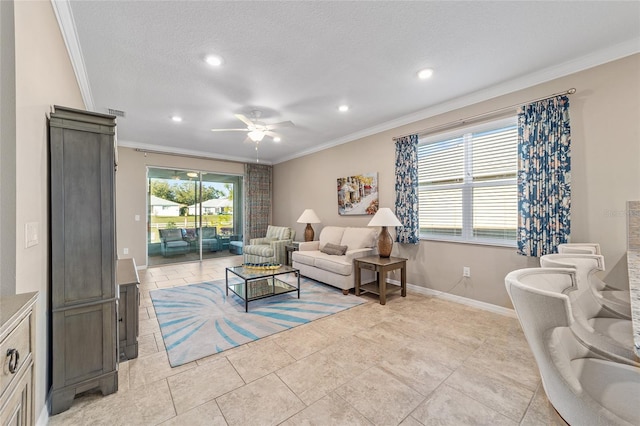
420, 236, 517, 249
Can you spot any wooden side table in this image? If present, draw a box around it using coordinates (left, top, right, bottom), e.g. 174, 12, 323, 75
285, 242, 300, 266
354, 255, 407, 305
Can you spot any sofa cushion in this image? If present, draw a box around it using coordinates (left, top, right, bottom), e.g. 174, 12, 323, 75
291, 251, 316, 267
314, 254, 353, 276
243, 244, 274, 257
319, 226, 345, 249
340, 227, 376, 250
320, 243, 348, 256
160, 228, 184, 242
166, 240, 188, 248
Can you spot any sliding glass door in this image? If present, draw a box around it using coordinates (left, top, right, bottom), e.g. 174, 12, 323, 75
147, 167, 243, 266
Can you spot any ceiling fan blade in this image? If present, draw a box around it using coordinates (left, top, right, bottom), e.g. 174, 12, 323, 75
265, 120, 294, 130
234, 114, 255, 127
210, 128, 249, 132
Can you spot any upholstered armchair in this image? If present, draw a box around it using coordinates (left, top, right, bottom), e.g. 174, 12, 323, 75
159, 228, 189, 256
199, 227, 219, 252
505, 267, 640, 426
243, 225, 295, 265
540, 253, 631, 318
539, 254, 637, 367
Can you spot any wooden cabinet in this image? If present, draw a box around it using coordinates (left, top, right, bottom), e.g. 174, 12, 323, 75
0, 292, 37, 426
49, 106, 118, 415
117, 258, 139, 361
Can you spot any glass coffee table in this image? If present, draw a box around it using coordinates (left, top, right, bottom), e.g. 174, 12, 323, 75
225, 264, 300, 312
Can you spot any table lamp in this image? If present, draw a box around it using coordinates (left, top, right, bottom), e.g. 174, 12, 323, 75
297, 209, 321, 241
367, 207, 402, 258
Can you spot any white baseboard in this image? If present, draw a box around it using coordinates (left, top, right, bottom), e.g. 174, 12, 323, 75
389, 279, 517, 318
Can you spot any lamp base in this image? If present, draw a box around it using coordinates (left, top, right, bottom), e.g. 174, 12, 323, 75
377, 226, 393, 258
304, 223, 315, 242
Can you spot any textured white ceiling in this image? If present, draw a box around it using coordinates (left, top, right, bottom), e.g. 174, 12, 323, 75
60, 1, 640, 164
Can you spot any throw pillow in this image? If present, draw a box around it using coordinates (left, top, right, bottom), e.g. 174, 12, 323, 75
320, 242, 348, 256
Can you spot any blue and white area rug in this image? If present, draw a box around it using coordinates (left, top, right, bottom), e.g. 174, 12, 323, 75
150, 277, 365, 367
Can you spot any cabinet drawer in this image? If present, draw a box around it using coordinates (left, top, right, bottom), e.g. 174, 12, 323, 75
0, 315, 32, 398
357, 262, 377, 271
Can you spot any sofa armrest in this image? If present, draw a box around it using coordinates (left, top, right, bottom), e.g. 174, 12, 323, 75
298, 241, 320, 251
345, 247, 375, 262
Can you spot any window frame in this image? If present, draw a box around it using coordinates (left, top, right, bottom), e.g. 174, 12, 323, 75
418, 116, 518, 247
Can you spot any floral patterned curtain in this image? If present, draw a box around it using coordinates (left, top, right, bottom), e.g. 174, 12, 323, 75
517, 95, 571, 257
395, 134, 420, 244
244, 163, 272, 243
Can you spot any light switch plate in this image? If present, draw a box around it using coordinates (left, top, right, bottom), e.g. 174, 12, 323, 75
25, 222, 39, 248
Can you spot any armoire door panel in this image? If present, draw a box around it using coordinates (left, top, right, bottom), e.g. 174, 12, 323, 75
51, 128, 115, 307
52, 301, 116, 387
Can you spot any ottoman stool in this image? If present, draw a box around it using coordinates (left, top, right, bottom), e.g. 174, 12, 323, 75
229, 241, 243, 255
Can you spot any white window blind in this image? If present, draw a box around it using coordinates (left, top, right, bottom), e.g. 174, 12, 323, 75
418, 119, 518, 245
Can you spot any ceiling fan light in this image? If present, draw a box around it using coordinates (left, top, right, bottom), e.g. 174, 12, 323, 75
417, 68, 434, 79
205, 55, 223, 67
273, 136, 281, 142
248, 130, 265, 142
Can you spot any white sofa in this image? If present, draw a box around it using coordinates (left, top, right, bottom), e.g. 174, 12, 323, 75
292, 226, 377, 294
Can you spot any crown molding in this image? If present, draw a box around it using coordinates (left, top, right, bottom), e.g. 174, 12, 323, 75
51, 0, 94, 110
116, 139, 271, 165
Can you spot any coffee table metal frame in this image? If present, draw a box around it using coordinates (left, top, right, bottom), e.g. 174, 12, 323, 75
225, 264, 300, 312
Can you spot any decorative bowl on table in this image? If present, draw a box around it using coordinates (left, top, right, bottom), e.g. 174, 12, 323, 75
243, 262, 282, 270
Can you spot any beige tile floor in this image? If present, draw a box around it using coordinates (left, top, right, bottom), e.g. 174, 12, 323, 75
49, 256, 568, 426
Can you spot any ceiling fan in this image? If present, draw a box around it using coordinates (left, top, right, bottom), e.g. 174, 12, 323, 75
210, 110, 294, 143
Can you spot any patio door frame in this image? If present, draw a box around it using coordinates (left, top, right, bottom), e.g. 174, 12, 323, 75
146, 166, 243, 266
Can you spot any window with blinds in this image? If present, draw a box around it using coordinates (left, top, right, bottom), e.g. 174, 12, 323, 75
418, 118, 518, 245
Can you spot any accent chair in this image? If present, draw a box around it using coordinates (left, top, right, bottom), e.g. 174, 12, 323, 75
199, 227, 219, 252
243, 225, 295, 265
538, 254, 637, 367
159, 228, 189, 256
505, 267, 640, 426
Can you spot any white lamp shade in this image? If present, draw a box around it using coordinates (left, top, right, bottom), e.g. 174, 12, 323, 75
297, 209, 321, 224
367, 208, 402, 227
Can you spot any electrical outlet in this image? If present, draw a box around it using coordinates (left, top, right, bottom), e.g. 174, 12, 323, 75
463, 267, 471, 277
123, 248, 129, 255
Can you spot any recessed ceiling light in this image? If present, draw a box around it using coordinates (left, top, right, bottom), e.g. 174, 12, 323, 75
205, 55, 223, 67
417, 68, 434, 79
273, 136, 281, 142
171, 116, 182, 122
338, 105, 349, 112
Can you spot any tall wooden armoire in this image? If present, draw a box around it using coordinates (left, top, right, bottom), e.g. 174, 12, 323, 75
48, 106, 118, 415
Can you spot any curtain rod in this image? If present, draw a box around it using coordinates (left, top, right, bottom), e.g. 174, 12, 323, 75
393, 88, 576, 141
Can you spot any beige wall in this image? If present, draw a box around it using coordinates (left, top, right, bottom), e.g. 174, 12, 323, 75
1, 0, 17, 296
274, 54, 640, 308
14, 0, 85, 421
115, 148, 244, 267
